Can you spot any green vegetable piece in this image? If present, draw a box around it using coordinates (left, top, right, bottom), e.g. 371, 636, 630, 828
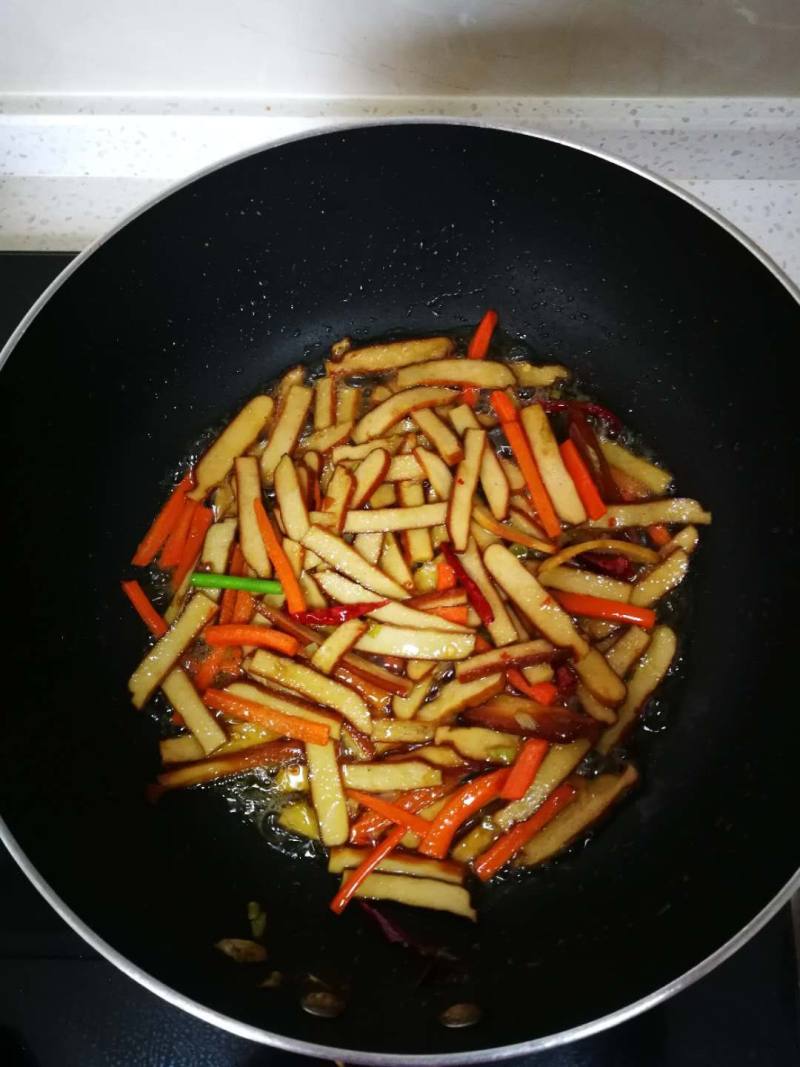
190, 572, 283, 595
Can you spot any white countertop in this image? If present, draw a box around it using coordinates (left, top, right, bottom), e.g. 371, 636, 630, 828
1, 95, 799, 285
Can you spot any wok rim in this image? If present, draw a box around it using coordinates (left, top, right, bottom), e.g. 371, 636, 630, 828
2, 117, 799, 1064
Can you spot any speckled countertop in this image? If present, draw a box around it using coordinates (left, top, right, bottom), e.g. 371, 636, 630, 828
1, 95, 799, 283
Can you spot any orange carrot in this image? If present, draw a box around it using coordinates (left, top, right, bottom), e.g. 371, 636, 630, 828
473, 634, 493, 654
172, 506, 213, 592
219, 544, 245, 625
131, 472, 194, 566
204, 625, 299, 656
190, 647, 227, 692
426, 605, 469, 626
506, 668, 557, 706
121, 580, 168, 638
463, 309, 498, 407
648, 524, 672, 546
191, 542, 245, 690
490, 392, 561, 539
488, 389, 519, 425
204, 688, 329, 746
473, 782, 576, 880
419, 768, 508, 859
350, 785, 451, 845
219, 646, 243, 675
330, 824, 406, 914
218, 590, 237, 626
229, 543, 246, 576
472, 507, 555, 553
550, 590, 656, 629
347, 790, 433, 837
528, 681, 558, 705
159, 497, 199, 568
252, 499, 306, 614
436, 561, 457, 591
468, 309, 499, 361
232, 590, 256, 624
499, 738, 549, 800
559, 439, 606, 521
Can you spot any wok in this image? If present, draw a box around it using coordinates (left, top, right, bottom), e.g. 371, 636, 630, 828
1, 123, 799, 1064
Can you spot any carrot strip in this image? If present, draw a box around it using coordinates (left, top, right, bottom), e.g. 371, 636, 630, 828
219, 544, 245, 625
528, 681, 558, 705
192, 543, 247, 689
232, 590, 256, 624
204, 688, 329, 746
550, 590, 657, 630
472, 507, 555, 554
350, 786, 451, 845
490, 392, 561, 539
499, 738, 550, 800
205, 625, 298, 656
159, 497, 199, 568
131, 472, 194, 566
347, 790, 433, 837
468, 309, 499, 361
121, 580, 168, 638
219, 645, 244, 679
437, 561, 457, 591
172, 506, 213, 592
419, 769, 508, 859
506, 668, 557, 706
648, 524, 672, 547
253, 499, 306, 614
191, 647, 227, 692
559, 439, 606, 521
473, 634, 493, 654
489, 390, 519, 424
330, 825, 406, 915
473, 782, 576, 880
463, 309, 498, 407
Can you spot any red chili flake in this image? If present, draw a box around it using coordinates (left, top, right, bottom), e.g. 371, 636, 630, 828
555, 664, 577, 697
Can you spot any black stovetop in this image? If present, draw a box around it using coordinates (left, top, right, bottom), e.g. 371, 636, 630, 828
1, 252, 798, 1067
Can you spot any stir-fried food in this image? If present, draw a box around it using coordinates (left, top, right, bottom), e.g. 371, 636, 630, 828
123, 315, 710, 921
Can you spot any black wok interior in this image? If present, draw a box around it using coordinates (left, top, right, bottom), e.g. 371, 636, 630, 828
1, 124, 798, 1060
